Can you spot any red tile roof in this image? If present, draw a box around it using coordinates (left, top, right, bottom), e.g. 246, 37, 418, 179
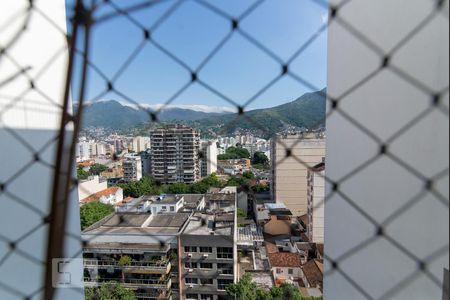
80, 187, 121, 203
265, 242, 279, 254
302, 259, 323, 290
268, 252, 302, 268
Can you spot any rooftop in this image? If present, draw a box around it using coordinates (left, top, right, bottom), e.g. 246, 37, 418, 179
147, 213, 190, 228
302, 259, 323, 290
268, 252, 302, 268
80, 186, 121, 203
142, 194, 183, 204
183, 212, 234, 236
247, 271, 274, 290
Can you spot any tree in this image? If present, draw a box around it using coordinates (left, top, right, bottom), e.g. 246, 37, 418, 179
226, 273, 259, 300
237, 208, 247, 218
85, 281, 136, 300
80, 201, 114, 230
77, 167, 89, 180
272, 282, 303, 300
242, 171, 255, 179
89, 163, 108, 175
118, 255, 132, 283
217, 146, 251, 160
252, 151, 269, 166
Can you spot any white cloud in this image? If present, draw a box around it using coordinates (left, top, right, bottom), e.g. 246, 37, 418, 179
121, 102, 235, 113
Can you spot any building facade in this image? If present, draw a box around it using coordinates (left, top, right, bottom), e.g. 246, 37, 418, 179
179, 190, 237, 300
200, 140, 218, 178
150, 125, 200, 183
271, 132, 325, 216
123, 154, 143, 182
307, 163, 325, 244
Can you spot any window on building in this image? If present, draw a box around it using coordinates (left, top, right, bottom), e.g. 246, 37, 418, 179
185, 262, 197, 269
217, 247, 233, 259
162, 206, 167, 210
217, 263, 233, 274
186, 294, 198, 300
276, 268, 282, 274
288, 268, 293, 275
217, 279, 233, 290
170, 206, 175, 212
199, 247, 212, 253
200, 278, 213, 285
185, 278, 198, 284
184, 246, 197, 253
199, 263, 213, 269
200, 294, 213, 300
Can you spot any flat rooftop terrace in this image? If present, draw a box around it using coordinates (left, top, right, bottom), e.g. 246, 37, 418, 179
183, 212, 234, 236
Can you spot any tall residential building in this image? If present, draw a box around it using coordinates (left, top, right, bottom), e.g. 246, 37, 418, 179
82, 213, 190, 300
150, 124, 200, 183
123, 154, 143, 182
307, 162, 325, 244
140, 150, 152, 177
132, 136, 151, 152
179, 188, 237, 300
200, 140, 218, 178
271, 132, 325, 216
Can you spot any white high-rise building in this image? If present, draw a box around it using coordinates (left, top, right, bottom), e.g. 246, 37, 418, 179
271, 132, 325, 216
200, 140, 218, 177
131, 136, 150, 152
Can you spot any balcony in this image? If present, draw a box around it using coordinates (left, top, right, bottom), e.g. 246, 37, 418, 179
84, 259, 171, 274
84, 277, 172, 290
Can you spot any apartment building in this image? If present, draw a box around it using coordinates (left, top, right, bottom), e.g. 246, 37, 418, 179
150, 124, 200, 183
123, 154, 143, 182
179, 190, 237, 300
131, 136, 151, 153
307, 162, 325, 244
200, 140, 218, 178
271, 132, 325, 216
82, 212, 191, 300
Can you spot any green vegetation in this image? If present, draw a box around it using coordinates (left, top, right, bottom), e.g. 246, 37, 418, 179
76, 166, 89, 180
226, 274, 322, 300
118, 174, 222, 198
252, 152, 269, 167
237, 208, 247, 218
217, 146, 251, 160
242, 171, 255, 179
79, 201, 114, 230
76, 163, 108, 179
89, 163, 108, 175
85, 281, 136, 300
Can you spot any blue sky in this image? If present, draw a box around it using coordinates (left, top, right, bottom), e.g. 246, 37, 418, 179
69, 0, 328, 112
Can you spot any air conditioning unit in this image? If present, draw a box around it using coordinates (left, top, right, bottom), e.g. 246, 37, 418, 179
188, 269, 193, 273
203, 253, 209, 258
187, 253, 193, 257
217, 269, 222, 274
188, 284, 194, 289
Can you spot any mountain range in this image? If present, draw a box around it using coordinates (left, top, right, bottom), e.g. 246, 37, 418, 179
79, 89, 326, 135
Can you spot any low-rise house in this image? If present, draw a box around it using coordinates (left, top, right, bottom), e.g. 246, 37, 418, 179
80, 186, 123, 205
301, 259, 323, 291
268, 252, 303, 281
78, 175, 108, 201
